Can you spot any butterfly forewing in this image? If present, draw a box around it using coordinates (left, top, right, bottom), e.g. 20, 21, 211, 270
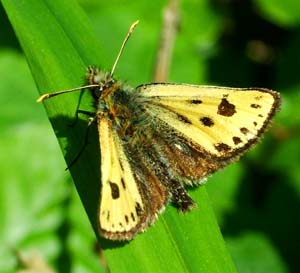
98, 115, 147, 239
98, 114, 167, 240
138, 84, 280, 159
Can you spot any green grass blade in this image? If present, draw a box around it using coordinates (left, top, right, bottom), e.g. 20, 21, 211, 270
2, 0, 237, 272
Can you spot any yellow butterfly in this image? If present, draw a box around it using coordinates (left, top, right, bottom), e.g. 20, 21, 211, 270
38, 21, 280, 240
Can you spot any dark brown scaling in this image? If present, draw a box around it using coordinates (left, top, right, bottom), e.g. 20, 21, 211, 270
135, 202, 143, 216
107, 211, 110, 221
258, 114, 263, 118
162, 139, 222, 180
200, 116, 214, 127
109, 182, 120, 199
215, 143, 231, 152
233, 136, 242, 145
240, 127, 249, 135
131, 212, 135, 222
119, 222, 123, 227
217, 98, 236, 117
177, 113, 192, 124
190, 99, 202, 104
251, 103, 261, 109
253, 121, 257, 126
121, 177, 126, 189
125, 215, 129, 224
171, 183, 195, 212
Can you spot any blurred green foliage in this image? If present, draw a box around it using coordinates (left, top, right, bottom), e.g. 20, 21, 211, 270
0, 0, 299, 272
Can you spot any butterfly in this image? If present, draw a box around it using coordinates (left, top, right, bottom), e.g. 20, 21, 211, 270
37, 21, 280, 240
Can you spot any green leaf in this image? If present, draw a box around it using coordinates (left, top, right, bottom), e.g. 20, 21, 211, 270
227, 232, 288, 273
2, 0, 237, 272
255, 0, 300, 27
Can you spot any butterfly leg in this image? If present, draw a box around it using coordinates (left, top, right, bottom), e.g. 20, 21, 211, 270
68, 90, 89, 127
66, 115, 96, 170
76, 109, 95, 117
69, 109, 95, 128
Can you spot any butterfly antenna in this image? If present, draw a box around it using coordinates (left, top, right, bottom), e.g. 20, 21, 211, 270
37, 84, 99, 102
38, 21, 139, 103
110, 20, 139, 77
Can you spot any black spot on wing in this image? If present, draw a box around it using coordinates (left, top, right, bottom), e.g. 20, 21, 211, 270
190, 99, 202, 104
233, 136, 242, 145
121, 177, 126, 189
177, 113, 192, 124
135, 202, 143, 216
200, 117, 214, 127
240, 127, 249, 135
119, 160, 124, 171
251, 103, 261, 109
131, 212, 135, 222
109, 181, 120, 199
218, 98, 236, 117
214, 143, 231, 152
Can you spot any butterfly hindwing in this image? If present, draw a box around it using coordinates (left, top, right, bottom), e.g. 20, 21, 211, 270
152, 129, 226, 184
138, 83, 280, 159
128, 132, 196, 212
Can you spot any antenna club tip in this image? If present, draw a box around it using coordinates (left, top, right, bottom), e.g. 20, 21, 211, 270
37, 94, 49, 102
131, 20, 140, 31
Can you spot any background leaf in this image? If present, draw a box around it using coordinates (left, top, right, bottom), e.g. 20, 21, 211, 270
255, 0, 300, 27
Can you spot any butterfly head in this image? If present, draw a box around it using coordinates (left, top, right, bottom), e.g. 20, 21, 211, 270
86, 66, 119, 100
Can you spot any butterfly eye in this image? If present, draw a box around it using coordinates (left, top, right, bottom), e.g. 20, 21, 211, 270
104, 79, 115, 89
91, 85, 103, 99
